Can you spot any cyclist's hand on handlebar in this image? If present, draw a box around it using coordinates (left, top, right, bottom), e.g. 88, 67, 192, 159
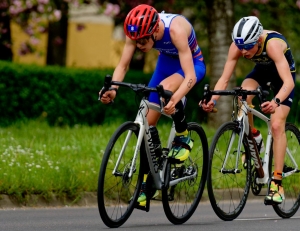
164, 100, 176, 115
261, 100, 278, 114
199, 99, 216, 112
99, 89, 117, 104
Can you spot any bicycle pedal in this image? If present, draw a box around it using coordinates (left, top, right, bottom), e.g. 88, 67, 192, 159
264, 198, 281, 206
134, 203, 149, 211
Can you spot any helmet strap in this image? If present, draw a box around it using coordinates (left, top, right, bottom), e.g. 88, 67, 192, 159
253, 42, 261, 56
151, 34, 156, 46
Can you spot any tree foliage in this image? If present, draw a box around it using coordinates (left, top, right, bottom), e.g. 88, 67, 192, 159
1, 0, 300, 71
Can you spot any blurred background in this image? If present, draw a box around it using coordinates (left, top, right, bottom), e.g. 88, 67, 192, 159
2, 0, 300, 204
1, 0, 300, 127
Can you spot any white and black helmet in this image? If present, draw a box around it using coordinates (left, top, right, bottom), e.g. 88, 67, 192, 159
232, 16, 263, 45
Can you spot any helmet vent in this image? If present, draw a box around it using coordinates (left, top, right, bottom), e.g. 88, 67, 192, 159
124, 4, 160, 40
237, 18, 246, 37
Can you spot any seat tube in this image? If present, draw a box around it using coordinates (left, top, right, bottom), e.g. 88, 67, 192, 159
240, 102, 264, 177
245, 125, 264, 177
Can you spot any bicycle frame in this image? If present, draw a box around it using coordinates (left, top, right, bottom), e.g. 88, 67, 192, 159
237, 99, 272, 184
113, 96, 197, 190
232, 98, 298, 184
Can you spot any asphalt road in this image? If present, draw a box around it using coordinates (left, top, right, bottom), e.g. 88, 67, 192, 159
0, 199, 300, 231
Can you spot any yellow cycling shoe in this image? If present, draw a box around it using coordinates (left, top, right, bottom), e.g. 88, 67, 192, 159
168, 135, 193, 162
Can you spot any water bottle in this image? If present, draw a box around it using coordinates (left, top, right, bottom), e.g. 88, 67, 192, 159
252, 128, 265, 153
149, 126, 162, 157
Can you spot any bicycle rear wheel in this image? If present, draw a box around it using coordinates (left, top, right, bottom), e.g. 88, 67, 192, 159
97, 121, 144, 228
162, 122, 208, 224
271, 122, 300, 218
207, 121, 251, 221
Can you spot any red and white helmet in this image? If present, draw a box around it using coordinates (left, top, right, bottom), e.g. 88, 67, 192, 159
124, 4, 160, 40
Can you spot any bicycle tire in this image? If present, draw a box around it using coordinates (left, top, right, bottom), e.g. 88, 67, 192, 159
162, 122, 209, 224
270, 122, 300, 218
97, 121, 144, 228
207, 121, 251, 221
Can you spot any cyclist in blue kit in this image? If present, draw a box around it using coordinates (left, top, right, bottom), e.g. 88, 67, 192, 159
100, 4, 206, 206
201, 16, 296, 204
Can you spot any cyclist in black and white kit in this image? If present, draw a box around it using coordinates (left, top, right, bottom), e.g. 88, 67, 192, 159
201, 16, 295, 204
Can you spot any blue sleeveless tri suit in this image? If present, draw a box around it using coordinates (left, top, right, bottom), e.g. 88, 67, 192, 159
148, 13, 206, 104
245, 32, 296, 107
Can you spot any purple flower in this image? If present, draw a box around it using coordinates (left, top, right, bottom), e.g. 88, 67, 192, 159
297, 0, 300, 9
53, 9, 62, 20
104, 3, 114, 16
76, 23, 85, 31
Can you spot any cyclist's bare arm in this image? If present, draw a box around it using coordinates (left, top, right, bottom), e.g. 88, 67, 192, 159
265, 39, 295, 103
168, 16, 196, 106
201, 43, 240, 112
111, 37, 136, 88
100, 37, 136, 104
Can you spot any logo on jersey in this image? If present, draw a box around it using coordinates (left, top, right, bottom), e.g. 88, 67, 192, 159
127, 25, 138, 32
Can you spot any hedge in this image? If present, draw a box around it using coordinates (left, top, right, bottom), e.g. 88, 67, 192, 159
0, 60, 299, 127
0, 61, 208, 127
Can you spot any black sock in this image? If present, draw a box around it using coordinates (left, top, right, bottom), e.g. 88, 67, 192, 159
171, 100, 187, 133
272, 179, 282, 186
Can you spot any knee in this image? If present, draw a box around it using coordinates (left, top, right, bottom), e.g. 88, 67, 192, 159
161, 82, 174, 92
271, 121, 285, 138
148, 117, 158, 126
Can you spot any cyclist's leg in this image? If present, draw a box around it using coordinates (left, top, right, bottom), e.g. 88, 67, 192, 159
265, 78, 295, 204
265, 71, 295, 204
147, 55, 184, 126
265, 105, 290, 203
241, 78, 258, 128
165, 58, 205, 161
138, 56, 186, 206
272, 122, 300, 217
242, 66, 269, 153
271, 106, 290, 175
241, 65, 266, 128
148, 55, 205, 162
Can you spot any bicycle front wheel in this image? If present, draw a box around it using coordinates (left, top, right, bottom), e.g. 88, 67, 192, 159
162, 122, 209, 224
97, 121, 144, 228
271, 122, 300, 218
207, 121, 251, 221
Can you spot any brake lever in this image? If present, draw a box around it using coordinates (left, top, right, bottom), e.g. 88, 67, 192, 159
257, 86, 269, 110
156, 85, 173, 112
199, 84, 218, 113
98, 74, 114, 103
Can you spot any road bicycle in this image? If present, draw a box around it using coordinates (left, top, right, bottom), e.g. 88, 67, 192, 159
97, 75, 209, 228
201, 84, 300, 221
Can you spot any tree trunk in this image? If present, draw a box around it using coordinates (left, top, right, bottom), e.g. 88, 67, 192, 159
46, 1, 68, 66
205, 0, 235, 128
0, 5, 13, 61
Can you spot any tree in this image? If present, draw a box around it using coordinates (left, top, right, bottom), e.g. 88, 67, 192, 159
46, 0, 69, 66
0, 1, 12, 61
0, 0, 63, 62
204, 0, 235, 128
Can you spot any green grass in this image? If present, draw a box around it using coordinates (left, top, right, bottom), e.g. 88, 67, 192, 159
0, 120, 215, 203
0, 120, 121, 202
5, 119, 298, 204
